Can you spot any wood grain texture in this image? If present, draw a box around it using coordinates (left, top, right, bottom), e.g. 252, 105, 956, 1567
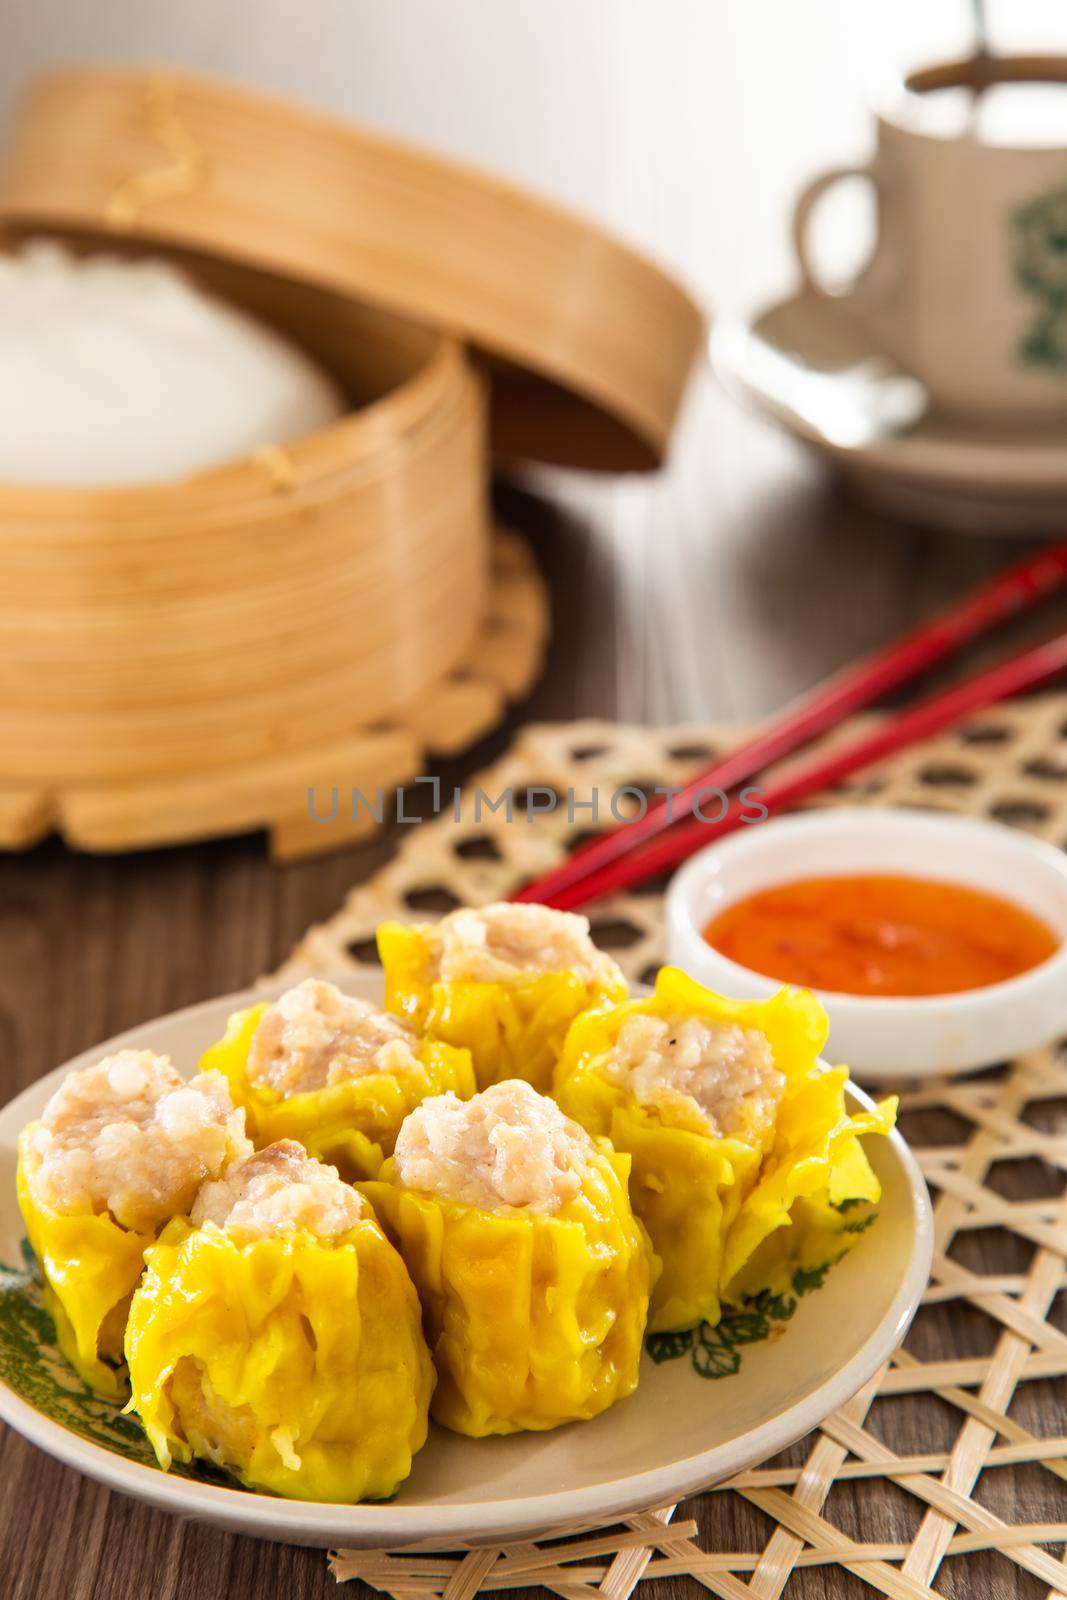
3, 373, 1067, 1600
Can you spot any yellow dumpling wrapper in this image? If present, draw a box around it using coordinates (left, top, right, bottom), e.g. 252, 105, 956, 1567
199, 1001, 475, 1180
362, 1143, 653, 1436
719, 1068, 896, 1304
378, 921, 628, 1091
553, 967, 894, 1332
125, 1213, 433, 1503
16, 1130, 154, 1399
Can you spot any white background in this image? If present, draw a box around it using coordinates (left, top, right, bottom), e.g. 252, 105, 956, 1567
2, 1, 1066, 317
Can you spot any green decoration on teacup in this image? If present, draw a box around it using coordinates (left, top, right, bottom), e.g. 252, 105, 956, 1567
1013, 185, 1067, 370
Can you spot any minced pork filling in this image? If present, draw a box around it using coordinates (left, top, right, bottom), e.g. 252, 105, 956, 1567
421, 902, 623, 988
601, 1012, 785, 1138
246, 978, 422, 1096
24, 1051, 250, 1234
393, 1078, 593, 1214
191, 1139, 365, 1242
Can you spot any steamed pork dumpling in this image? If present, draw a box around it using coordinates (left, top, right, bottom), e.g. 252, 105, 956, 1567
246, 980, 425, 1095
191, 1137, 366, 1237
422, 906, 622, 987
199, 978, 475, 1179
125, 1141, 433, 1503
364, 1079, 653, 1436
554, 968, 895, 1332
20, 1052, 246, 1233
378, 903, 628, 1090
16, 1051, 250, 1395
599, 1009, 787, 1140
391, 1076, 592, 1213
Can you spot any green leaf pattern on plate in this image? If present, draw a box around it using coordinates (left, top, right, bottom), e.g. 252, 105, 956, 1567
0, 1241, 230, 1485
2, 1238, 847, 1474
645, 1263, 832, 1378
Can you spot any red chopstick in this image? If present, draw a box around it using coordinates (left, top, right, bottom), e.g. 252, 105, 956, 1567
513, 541, 1067, 908
539, 628, 1067, 911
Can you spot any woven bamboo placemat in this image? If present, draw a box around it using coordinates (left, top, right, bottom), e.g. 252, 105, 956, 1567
275, 697, 1067, 1600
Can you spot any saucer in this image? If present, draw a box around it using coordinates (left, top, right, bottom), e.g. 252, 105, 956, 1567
711, 290, 1067, 535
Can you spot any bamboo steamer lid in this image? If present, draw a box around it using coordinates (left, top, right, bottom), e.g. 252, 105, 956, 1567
0, 67, 706, 471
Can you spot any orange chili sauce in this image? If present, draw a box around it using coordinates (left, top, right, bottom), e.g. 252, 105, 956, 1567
703, 874, 1060, 997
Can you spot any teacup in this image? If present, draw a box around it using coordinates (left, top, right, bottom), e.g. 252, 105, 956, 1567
793, 55, 1067, 420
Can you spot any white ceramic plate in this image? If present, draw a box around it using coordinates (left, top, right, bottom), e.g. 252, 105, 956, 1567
0, 975, 932, 1549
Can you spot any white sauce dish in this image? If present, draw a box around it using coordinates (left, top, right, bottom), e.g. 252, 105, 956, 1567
665, 807, 1067, 1080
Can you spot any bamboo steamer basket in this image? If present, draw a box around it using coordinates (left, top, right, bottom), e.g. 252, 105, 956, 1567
0, 67, 707, 470
0, 242, 489, 791
0, 63, 702, 856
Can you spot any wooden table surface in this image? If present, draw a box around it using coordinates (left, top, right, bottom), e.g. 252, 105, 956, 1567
3, 360, 1067, 1597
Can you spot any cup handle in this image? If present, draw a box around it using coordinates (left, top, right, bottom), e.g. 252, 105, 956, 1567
791, 163, 877, 297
